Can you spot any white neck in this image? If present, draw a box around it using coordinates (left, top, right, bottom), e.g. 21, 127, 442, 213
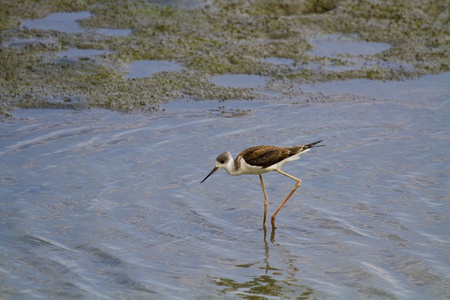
223, 157, 238, 175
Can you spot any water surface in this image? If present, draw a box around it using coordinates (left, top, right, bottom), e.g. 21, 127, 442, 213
21, 11, 132, 37
22, 12, 92, 34
309, 34, 392, 57
211, 74, 268, 89
125, 60, 184, 79
1, 73, 449, 299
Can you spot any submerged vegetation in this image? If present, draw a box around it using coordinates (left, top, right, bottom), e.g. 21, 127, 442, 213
1, 0, 448, 117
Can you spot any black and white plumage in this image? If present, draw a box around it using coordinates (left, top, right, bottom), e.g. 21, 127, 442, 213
201, 139, 323, 227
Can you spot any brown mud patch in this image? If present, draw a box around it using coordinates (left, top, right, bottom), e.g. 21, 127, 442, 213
1, 0, 448, 118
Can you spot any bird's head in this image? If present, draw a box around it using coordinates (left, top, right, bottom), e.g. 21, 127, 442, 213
200, 151, 232, 183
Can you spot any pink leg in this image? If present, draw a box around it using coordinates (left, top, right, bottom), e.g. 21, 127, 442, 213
259, 174, 269, 227
271, 169, 302, 228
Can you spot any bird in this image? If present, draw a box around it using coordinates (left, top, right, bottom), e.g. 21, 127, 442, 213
200, 139, 323, 228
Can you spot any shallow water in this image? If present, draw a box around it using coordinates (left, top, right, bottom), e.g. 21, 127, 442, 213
125, 60, 184, 79
309, 34, 392, 57
21, 11, 131, 37
57, 48, 110, 59
1, 73, 449, 299
307, 34, 409, 73
22, 12, 92, 34
211, 74, 269, 89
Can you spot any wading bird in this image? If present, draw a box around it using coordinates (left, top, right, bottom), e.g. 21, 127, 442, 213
201, 140, 323, 227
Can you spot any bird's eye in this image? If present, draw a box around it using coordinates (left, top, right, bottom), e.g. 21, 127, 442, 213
220, 160, 224, 164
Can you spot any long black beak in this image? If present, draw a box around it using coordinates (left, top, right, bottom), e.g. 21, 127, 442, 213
201, 166, 219, 183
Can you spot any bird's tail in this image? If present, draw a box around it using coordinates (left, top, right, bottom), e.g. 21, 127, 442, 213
289, 139, 324, 155
305, 139, 324, 149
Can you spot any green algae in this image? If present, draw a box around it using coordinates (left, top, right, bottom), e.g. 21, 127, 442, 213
0, 0, 448, 118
